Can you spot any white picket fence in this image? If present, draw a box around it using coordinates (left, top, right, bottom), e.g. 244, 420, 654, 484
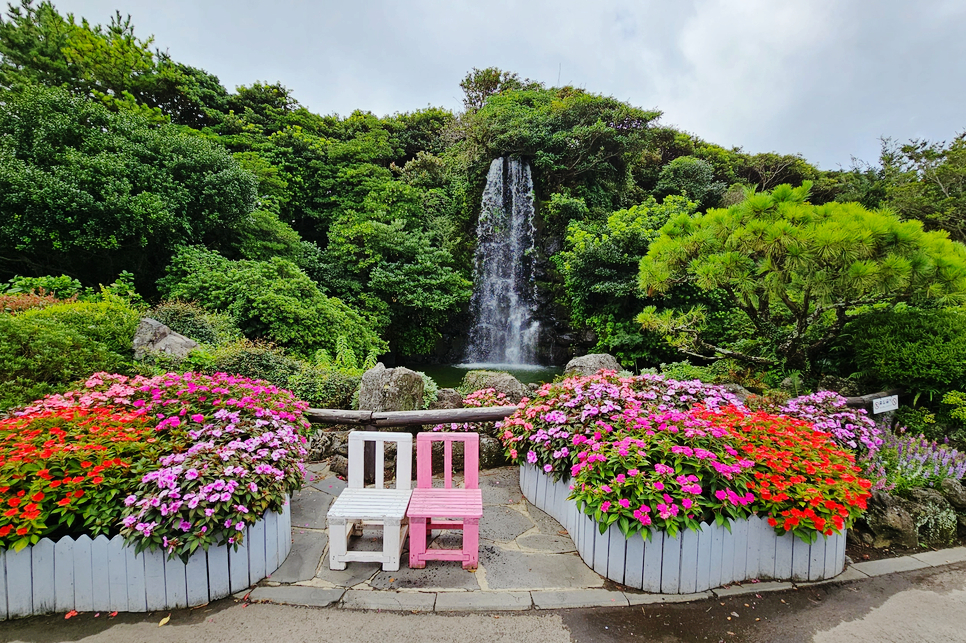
0, 498, 291, 619
520, 465, 846, 593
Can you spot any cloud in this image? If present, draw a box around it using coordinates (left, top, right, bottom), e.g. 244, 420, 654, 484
49, 0, 966, 168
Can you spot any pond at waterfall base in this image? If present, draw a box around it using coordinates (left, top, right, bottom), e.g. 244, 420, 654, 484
405, 363, 562, 388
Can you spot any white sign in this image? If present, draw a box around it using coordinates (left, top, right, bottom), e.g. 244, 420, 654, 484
872, 395, 899, 414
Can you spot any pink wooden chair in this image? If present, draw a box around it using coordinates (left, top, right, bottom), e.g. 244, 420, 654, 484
407, 432, 483, 570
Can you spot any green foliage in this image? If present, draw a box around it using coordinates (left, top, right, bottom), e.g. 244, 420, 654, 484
654, 156, 726, 210
0, 314, 128, 410
227, 209, 305, 262
1, 274, 85, 299
845, 308, 966, 398
0, 1, 228, 127
20, 299, 141, 355
417, 372, 439, 409
639, 182, 966, 374
659, 361, 719, 383
882, 134, 966, 243
0, 85, 257, 289
462, 84, 659, 213
158, 246, 386, 360
149, 300, 242, 345
554, 196, 743, 368
317, 182, 472, 355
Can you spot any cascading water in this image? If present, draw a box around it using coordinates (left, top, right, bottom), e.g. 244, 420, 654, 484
463, 157, 540, 366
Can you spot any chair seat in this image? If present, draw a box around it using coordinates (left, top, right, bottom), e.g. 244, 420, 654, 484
328, 488, 412, 522
407, 488, 482, 519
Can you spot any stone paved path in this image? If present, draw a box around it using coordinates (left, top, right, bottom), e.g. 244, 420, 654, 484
256, 464, 966, 612
271, 465, 605, 600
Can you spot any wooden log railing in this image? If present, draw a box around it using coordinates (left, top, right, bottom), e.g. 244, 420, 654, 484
305, 406, 520, 484
305, 406, 520, 427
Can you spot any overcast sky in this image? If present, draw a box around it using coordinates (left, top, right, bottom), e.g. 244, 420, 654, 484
50, 0, 966, 170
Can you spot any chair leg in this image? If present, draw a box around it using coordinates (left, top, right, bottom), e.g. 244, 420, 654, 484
383, 518, 401, 572
462, 517, 480, 570
409, 517, 427, 569
328, 518, 348, 571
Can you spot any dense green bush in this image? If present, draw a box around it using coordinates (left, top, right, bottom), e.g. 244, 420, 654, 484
0, 315, 128, 410
150, 300, 242, 345
19, 299, 142, 356
286, 364, 361, 410
845, 308, 966, 398
158, 246, 386, 360
0, 85, 257, 289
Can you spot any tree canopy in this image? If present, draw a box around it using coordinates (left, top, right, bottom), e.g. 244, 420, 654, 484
638, 182, 966, 373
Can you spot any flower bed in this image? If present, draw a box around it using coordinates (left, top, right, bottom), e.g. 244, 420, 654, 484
520, 464, 845, 592
500, 371, 871, 591
0, 371, 308, 618
0, 499, 290, 619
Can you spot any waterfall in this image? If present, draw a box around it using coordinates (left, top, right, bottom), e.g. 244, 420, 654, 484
464, 157, 540, 366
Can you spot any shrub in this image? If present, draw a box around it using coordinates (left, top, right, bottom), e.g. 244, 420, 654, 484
0, 291, 71, 314
206, 340, 303, 384
1, 275, 85, 299
6, 372, 309, 559
20, 299, 142, 356
0, 315, 128, 411
285, 364, 361, 410
846, 308, 966, 398
876, 433, 966, 495
159, 246, 386, 360
149, 300, 242, 345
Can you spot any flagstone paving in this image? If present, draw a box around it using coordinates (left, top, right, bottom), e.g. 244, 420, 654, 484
266, 463, 966, 613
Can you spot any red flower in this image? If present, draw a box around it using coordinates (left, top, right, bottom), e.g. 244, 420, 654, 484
30, 491, 44, 502
0, 525, 10, 537
57, 497, 72, 506
15, 527, 28, 536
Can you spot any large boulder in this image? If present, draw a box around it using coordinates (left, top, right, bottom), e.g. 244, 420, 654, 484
460, 370, 528, 404
358, 363, 424, 411
857, 491, 919, 548
132, 317, 199, 360
429, 388, 464, 410
564, 353, 621, 377
940, 478, 966, 510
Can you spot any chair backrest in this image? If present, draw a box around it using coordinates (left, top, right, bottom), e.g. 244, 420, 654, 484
415, 432, 479, 490
347, 431, 412, 490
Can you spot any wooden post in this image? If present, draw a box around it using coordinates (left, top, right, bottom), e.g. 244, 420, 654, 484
363, 424, 376, 485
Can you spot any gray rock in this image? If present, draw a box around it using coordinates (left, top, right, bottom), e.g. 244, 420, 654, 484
460, 370, 529, 403
907, 488, 958, 547
429, 388, 464, 410
358, 363, 425, 412
305, 431, 334, 462
719, 383, 753, 404
563, 353, 621, 377
329, 454, 349, 479
959, 515, 966, 538
860, 491, 919, 548
132, 317, 199, 360
479, 435, 509, 469
817, 375, 862, 397
940, 478, 966, 510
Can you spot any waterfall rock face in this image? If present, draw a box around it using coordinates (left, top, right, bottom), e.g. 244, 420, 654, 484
465, 157, 540, 365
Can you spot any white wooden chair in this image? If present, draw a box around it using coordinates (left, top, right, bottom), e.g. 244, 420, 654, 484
326, 431, 413, 572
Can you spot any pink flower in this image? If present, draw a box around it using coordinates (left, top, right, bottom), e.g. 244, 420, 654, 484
653, 481, 665, 491
600, 501, 611, 513
618, 498, 631, 509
